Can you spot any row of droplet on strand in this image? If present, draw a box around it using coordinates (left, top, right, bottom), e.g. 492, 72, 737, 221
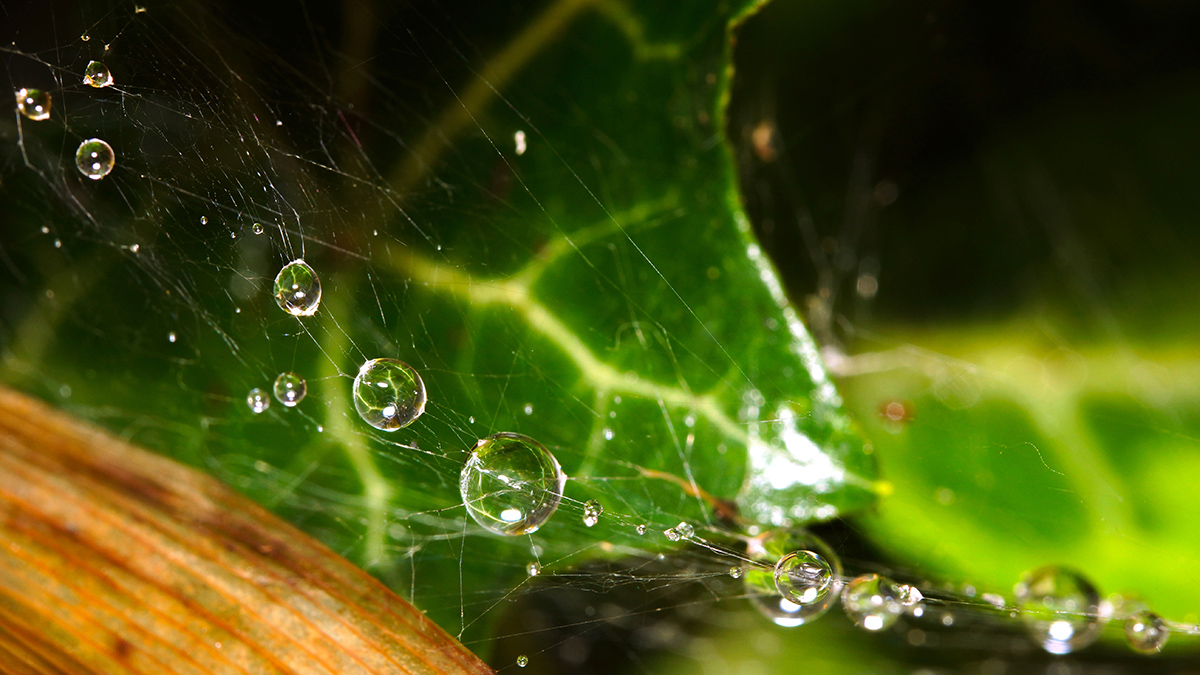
16, 62, 117, 180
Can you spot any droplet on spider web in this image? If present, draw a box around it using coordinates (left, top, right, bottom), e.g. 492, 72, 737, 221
252, 223, 264, 235
15, 88, 51, 120
842, 574, 904, 632
75, 138, 115, 180
460, 432, 565, 536
273, 372, 306, 407
246, 388, 270, 414
352, 358, 426, 431
728, 566, 743, 579
1125, 609, 1168, 654
83, 61, 112, 88
1014, 565, 1105, 655
635, 524, 647, 535
773, 550, 835, 606
526, 562, 541, 577
745, 529, 842, 627
582, 499, 603, 527
516, 655, 529, 668
272, 259, 322, 316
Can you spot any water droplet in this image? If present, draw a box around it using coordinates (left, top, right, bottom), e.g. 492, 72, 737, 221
674, 522, 694, 539
635, 524, 647, 535
745, 529, 844, 627
201, 216, 208, 225
664, 527, 680, 541
75, 138, 115, 180
468, 416, 475, 424
729, 566, 743, 579
1125, 609, 1168, 654
898, 584, 924, 608
602, 427, 614, 440
167, 331, 176, 343
523, 403, 533, 415
526, 562, 541, 577
83, 61, 113, 88
80, 33, 90, 41
247, 388, 270, 414
1014, 565, 1105, 655
842, 574, 903, 632
773, 550, 835, 606
272, 259, 322, 316
582, 500, 603, 527
352, 358, 426, 431
273, 372, 306, 407
514, 130, 527, 156
15, 88, 51, 121
252, 223, 264, 235
516, 655, 529, 668
53, 239, 62, 249
460, 432, 565, 536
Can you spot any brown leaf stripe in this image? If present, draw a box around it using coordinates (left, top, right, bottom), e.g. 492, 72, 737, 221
0, 387, 494, 675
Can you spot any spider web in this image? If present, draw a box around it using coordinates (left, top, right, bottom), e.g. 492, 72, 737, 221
2, 0, 1198, 673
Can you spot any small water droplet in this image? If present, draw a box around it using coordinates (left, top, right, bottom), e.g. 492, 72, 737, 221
59, 384, 71, 398
53, 239, 62, 249
1125, 609, 1168, 654
516, 655, 529, 668
75, 138, 115, 180
514, 130, 527, 156
1014, 565, 1105, 655
460, 432, 565, 536
352, 358, 425, 431
674, 522, 694, 539
582, 500, 603, 527
664, 527, 680, 542
167, 331, 176, 343
842, 574, 903, 632
635, 524, 647, 535
684, 414, 696, 428
526, 562, 541, 577
602, 427, 613, 440
729, 566, 743, 579
898, 584, 924, 608
201, 216, 208, 225
129, 243, 139, 253
15, 88, 51, 121
246, 388, 270, 414
273, 372, 306, 407
469, 416, 475, 424
773, 550, 835, 606
80, 33, 90, 41
523, 403, 533, 415
83, 61, 112, 88
272, 259, 321, 316
252, 223, 264, 235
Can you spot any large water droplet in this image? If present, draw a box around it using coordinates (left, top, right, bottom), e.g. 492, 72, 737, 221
1125, 609, 1168, 654
75, 138, 115, 180
582, 500, 603, 527
842, 574, 903, 632
83, 61, 113, 88
272, 259, 322, 316
15, 88, 50, 121
273, 372, 306, 407
773, 550, 835, 606
352, 358, 426, 431
246, 388, 270, 414
1014, 565, 1105, 655
460, 432, 565, 536
745, 529, 842, 627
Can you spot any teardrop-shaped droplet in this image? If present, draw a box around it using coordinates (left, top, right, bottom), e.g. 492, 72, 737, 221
842, 574, 903, 632
582, 499, 603, 527
352, 358, 426, 431
75, 138, 115, 180
773, 550, 835, 606
745, 529, 842, 627
1014, 565, 1105, 655
1125, 609, 1168, 654
246, 387, 270, 414
674, 522, 694, 539
273, 371, 306, 407
15, 88, 51, 121
83, 61, 113, 88
460, 432, 565, 536
272, 259, 322, 316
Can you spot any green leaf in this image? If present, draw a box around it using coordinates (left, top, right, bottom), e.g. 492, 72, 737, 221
0, 0, 877, 642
